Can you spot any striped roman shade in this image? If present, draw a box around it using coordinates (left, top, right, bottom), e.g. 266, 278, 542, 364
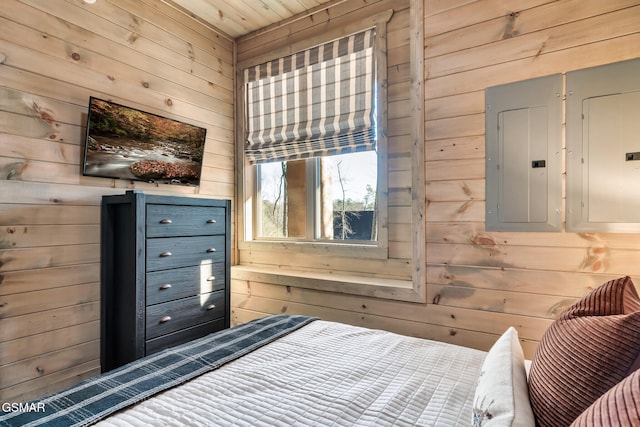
244, 28, 376, 165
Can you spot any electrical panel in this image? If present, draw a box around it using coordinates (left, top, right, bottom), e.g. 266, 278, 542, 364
485, 74, 563, 232
566, 58, 640, 232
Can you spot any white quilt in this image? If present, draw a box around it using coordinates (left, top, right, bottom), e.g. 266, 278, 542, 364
97, 320, 485, 426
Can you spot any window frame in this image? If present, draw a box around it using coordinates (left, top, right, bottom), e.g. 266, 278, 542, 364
253, 154, 380, 244
237, 12, 392, 260
233, 1, 426, 303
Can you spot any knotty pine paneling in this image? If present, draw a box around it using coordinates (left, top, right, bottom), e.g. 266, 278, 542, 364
0, 0, 234, 401
236, 0, 400, 66
231, 0, 640, 365
424, 0, 552, 39
3, 0, 639, 405
426, 6, 640, 79
425, 0, 640, 59
0, 321, 99, 367
427, 33, 640, 100
422, 0, 640, 356
0, 264, 99, 295
230, 279, 541, 357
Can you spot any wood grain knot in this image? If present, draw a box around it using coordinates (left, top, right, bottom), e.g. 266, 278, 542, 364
37, 110, 55, 124
472, 234, 498, 247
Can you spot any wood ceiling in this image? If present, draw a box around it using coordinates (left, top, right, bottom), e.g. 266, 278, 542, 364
165, 0, 338, 39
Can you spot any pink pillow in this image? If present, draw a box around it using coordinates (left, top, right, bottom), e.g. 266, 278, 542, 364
528, 276, 640, 427
570, 367, 640, 426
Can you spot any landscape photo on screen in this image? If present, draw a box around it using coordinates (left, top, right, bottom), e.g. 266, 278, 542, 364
83, 97, 207, 185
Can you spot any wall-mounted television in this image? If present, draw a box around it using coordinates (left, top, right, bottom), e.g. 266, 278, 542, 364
83, 97, 206, 186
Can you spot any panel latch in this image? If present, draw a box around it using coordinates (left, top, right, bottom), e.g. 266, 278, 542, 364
626, 152, 640, 161
531, 160, 546, 168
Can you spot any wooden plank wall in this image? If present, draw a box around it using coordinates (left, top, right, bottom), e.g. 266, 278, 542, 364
231, 0, 425, 333
0, 0, 234, 402
423, 0, 640, 353
234, 0, 415, 284
2, 0, 638, 405
231, 0, 640, 361
231, 0, 414, 290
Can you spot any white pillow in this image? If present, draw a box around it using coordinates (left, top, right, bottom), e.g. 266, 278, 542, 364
472, 327, 535, 427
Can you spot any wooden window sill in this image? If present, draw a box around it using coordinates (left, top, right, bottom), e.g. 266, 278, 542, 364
231, 265, 424, 302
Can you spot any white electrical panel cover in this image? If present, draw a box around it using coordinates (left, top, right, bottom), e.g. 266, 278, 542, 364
485, 74, 563, 232
566, 58, 640, 232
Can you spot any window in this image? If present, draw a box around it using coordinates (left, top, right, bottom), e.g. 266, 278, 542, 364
256, 151, 377, 241
242, 28, 384, 245
234, 5, 426, 303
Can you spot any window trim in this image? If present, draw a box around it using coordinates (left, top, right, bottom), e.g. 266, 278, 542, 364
234, 2, 426, 303
237, 11, 392, 260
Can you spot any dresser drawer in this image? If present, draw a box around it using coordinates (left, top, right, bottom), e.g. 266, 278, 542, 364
145, 318, 226, 355
146, 263, 226, 306
146, 235, 225, 271
146, 205, 226, 237
145, 290, 225, 340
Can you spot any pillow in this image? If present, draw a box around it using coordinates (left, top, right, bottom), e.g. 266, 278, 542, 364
472, 327, 535, 427
570, 367, 640, 426
528, 276, 640, 427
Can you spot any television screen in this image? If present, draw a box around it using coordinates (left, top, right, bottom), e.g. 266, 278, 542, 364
83, 97, 206, 186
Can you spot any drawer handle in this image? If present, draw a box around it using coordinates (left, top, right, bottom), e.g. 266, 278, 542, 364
159, 284, 172, 290
207, 276, 216, 281
159, 251, 172, 257
206, 304, 216, 310
159, 218, 172, 224
206, 248, 216, 253
159, 316, 172, 323
206, 219, 216, 224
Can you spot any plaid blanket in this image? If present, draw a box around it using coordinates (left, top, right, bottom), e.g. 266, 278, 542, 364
0, 314, 317, 427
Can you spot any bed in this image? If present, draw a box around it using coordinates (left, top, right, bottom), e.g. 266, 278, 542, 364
0, 315, 523, 427
1, 276, 639, 427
